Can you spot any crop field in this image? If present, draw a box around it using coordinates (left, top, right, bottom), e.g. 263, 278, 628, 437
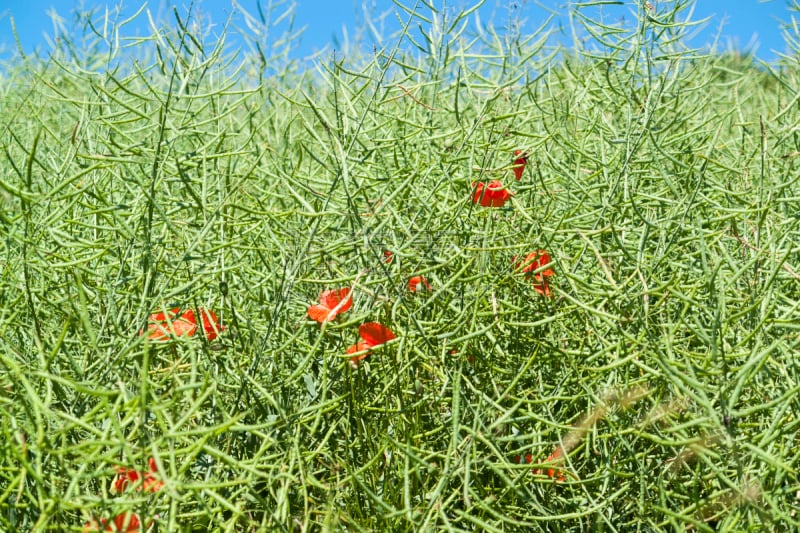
1, 1, 800, 531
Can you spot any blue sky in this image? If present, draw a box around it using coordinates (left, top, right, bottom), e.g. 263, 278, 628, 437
0, 1, 796, 63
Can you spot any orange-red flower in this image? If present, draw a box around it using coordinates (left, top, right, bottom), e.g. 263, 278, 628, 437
512, 150, 527, 180
513, 250, 554, 296
111, 457, 164, 494
383, 250, 394, 264
407, 275, 431, 293
346, 322, 397, 367
307, 288, 352, 324
471, 180, 514, 208
142, 308, 195, 340
184, 308, 223, 341
514, 448, 566, 482
83, 512, 141, 532
533, 447, 567, 482
513, 452, 533, 465
142, 307, 223, 341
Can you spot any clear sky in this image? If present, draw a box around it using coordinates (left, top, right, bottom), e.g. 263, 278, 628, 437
0, 1, 796, 63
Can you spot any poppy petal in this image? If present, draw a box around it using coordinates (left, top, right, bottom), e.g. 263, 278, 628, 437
307, 304, 334, 323
347, 340, 372, 368
492, 190, 512, 207
111, 467, 138, 494
144, 311, 197, 340
110, 513, 141, 533
513, 150, 527, 180
196, 308, 223, 340
143, 323, 171, 341
407, 276, 431, 293
309, 288, 352, 323
346, 340, 371, 356
169, 315, 198, 337
143, 457, 164, 492
514, 251, 554, 295
471, 181, 487, 205
141, 308, 180, 340
110, 457, 164, 495
533, 281, 551, 297
82, 513, 142, 533
473, 180, 513, 207
320, 288, 351, 311
513, 453, 533, 464
358, 322, 396, 347
540, 448, 566, 481
515, 251, 554, 277
142, 473, 164, 493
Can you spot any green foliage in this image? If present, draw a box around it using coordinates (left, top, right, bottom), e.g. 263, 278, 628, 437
1, 1, 800, 530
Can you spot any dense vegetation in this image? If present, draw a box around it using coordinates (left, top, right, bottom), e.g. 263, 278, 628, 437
2, 1, 800, 530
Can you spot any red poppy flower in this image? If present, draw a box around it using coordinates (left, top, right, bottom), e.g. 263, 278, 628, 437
407, 275, 431, 293
142, 307, 223, 341
515, 449, 566, 482
513, 453, 534, 465
346, 340, 371, 358
111, 457, 164, 494
512, 150, 527, 180
471, 180, 514, 208
347, 322, 397, 367
307, 288, 353, 324
83, 512, 141, 533
183, 308, 223, 341
142, 308, 195, 340
383, 250, 394, 264
512, 250, 555, 296
533, 447, 567, 482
